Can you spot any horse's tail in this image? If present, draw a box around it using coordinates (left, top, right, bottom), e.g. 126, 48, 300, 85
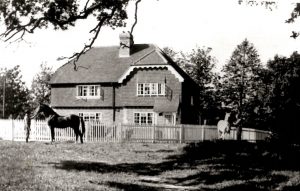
80, 117, 85, 136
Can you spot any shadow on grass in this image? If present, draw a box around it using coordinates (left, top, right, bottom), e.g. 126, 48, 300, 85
89, 180, 160, 191
52, 140, 300, 190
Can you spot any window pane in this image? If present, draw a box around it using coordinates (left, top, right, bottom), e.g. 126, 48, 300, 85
144, 83, 150, 95
83, 113, 89, 120
134, 113, 140, 124
95, 86, 100, 96
89, 113, 95, 120
147, 113, 153, 125
137, 84, 143, 95
151, 83, 158, 95
96, 113, 102, 120
158, 83, 165, 96
83, 86, 88, 96
89, 86, 94, 96
141, 114, 147, 124
78, 86, 83, 96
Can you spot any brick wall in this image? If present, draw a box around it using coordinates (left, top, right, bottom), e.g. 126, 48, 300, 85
51, 84, 113, 107
50, 67, 200, 125
116, 68, 181, 107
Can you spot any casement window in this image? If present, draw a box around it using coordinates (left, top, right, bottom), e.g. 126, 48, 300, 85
137, 83, 165, 96
134, 112, 154, 125
79, 112, 102, 121
77, 85, 103, 99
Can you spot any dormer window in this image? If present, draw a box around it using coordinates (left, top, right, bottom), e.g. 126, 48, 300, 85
77, 85, 102, 99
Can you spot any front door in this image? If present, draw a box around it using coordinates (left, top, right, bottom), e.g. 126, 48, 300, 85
164, 113, 175, 125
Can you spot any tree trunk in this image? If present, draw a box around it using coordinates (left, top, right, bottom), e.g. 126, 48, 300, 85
236, 125, 242, 141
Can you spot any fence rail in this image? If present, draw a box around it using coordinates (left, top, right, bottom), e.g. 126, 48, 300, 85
0, 119, 271, 143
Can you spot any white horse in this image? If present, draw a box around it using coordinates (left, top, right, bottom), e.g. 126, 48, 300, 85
217, 112, 231, 140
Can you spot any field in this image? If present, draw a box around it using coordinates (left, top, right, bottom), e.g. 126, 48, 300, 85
0, 140, 299, 191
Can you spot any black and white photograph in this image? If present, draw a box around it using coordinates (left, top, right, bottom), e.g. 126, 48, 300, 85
0, 0, 300, 190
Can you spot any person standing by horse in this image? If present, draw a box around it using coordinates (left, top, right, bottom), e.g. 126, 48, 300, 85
233, 111, 242, 141
24, 110, 31, 143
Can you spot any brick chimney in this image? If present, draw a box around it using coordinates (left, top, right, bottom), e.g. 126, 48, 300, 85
119, 31, 133, 57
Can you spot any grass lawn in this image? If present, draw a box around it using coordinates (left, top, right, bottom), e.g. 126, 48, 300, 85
0, 140, 299, 191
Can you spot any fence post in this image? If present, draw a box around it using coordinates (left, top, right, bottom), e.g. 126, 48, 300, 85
118, 123, 122, 142
180, 124, 184, 143
119, 123, 123, 142
11, 119, 14, 141
201, 125, 205, 141
153, 125, 156, 143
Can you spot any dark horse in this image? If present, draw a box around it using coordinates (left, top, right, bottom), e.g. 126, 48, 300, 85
32, 104, 85, 143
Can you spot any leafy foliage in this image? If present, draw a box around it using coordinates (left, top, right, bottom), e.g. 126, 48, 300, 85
264, 52, 300, 143
163, 46, 220, 124
31, 63, 53, 106
0, 0, 137, 60
219, 39, 264, 139
164, 47, 216, 86
0, 65, 30, 119
239, 0, 300, 38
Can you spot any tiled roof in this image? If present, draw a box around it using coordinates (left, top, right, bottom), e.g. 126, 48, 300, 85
50, 44, 169, 84
153, 97, 180, 112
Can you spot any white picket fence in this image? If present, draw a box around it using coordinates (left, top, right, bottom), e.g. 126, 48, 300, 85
0, 119, 271, 143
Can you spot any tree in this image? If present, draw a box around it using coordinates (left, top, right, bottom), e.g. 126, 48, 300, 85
164, 46, 220, 124
220, 39, 263, 140
31, 63, 53, 106
164, 46, 216, 87
264, 52, 300, 143
0, 0, 142, 61
0, 65, 30, 119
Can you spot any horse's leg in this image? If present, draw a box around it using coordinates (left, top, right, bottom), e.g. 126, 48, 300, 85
76, 127, 83, 144
73, 127, 79, 143
75, 129, 79, 143
78, 125, 83, 144
79, 131, 83, 144
219, 130, 224, 140
218, 130, 222, 139
50, 126, 55, 143
75, 123, 83, 144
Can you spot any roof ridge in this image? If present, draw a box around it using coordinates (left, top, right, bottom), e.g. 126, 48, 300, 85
131, 44, 168, 65
91, 43, 152, 49
132, 49, 156, 65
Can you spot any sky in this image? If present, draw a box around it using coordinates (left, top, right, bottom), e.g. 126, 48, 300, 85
0, 0, 299, 87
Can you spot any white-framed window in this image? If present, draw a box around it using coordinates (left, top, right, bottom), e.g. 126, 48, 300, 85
134, 112, 154, 125
79, 112, 102, 121
137, 83, 165, 96
158, 83, 165, 96
77, 85, 102, 99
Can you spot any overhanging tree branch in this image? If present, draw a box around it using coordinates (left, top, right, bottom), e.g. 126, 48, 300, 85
0, 0, 144, 69
130, 0, 141, 34
70, 6, 118, 70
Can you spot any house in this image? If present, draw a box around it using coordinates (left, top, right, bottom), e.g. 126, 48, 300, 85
49, 32, 200, 125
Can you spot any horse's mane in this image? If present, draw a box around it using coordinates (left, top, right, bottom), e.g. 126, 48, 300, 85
40, 104, 59, 117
